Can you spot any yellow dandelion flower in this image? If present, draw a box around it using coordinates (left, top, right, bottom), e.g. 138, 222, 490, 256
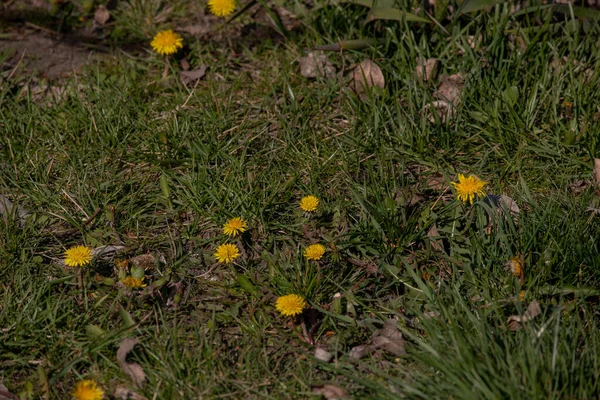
64, 245, 93, 267
504, 255, 523, 277
299, 195, 319, 212
150, 30, 183, 56
275, 294, 306, 317
519, 290, 526, 302
72, 379, 104, 400
450, 173, 488, 204
208, 0, 236, 17
214, 243, 240, 264
223, 217, 248, 237
121, 276, 146, 289
304, 243, 326, 261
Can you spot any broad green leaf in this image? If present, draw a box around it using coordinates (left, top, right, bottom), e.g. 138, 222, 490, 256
366, 8, 432, 23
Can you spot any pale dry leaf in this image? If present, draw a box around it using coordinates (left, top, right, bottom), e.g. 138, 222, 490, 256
92, 245, 126, 258
315, 347, 333, 363
117, 338, 147, 387
501, 195, 520, 214
94, 5, 110, 25
348, 344, 375, 360
593, 158, 600, 187
299, 52, 336, 79
416, 57, 438, 82
427, 224, 444, 252
372, 319, 406, 356
114, 386, 148, 400
434, 73, 464, 105
311, 384, 349, 400
179, 66, 207, 87
350, 59, 385, 100
0, 195, 31, 227
423, 100, 455, 123
507, 299, 541, 331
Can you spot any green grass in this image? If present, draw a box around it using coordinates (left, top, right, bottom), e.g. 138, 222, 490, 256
1, 2, 600, 398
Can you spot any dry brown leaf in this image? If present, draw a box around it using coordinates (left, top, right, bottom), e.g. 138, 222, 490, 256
372, 319, 406, 356
94, 5, 110, 25
349, 319, 405, 359
0, 380, 17, 400
117, 338, 146, 387
299, 52, 335, 79
434, 73, 464, 105
569, 179, 589, 195
179, 66, 207, 87
348, 344, 375, 360
311, 384, 349, 400
427, 224, 444, 252
349, 59, 385, 100
507, 299, 541, 331
422, 100, 455, 123
593, 159, 600, 187
114, 386, 148, 400
416, 57, 438, 82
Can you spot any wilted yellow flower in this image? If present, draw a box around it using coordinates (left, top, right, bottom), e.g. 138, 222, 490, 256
223, 217, 247, 237
115, 258, 129, 269
304, 243, 326, 261
150, 30, 183, 56
72, 379, 104, 400
121, 276, 146, 289
208, 0, 236, 17
299, 195, 319, 212
64, 245, 93, 267
214, 243, 240, 264
275, 294, 306, 317
519, 290, 526, 302
450, 174, 488, 204
505, 254, 523, 277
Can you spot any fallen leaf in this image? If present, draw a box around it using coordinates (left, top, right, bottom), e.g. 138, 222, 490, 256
0, 195, 31, 227
371, 319, 406, 356
180, 58, 190, 71
349, 59, 385, 100
348, 344, 375, 360
311, 384, 349, 400
94, 5, 110, 25
427, 224, 444, 252
568, 179, 588, 195
507, 299, 541, 331
131, 254, 156, 270
422, 100, 455, 123
416, 57, 438, 82
299, 52, 335, 79
114, 386, 148, 400
117, 338, 146, 387
593, 159, 600, 187
0, 380, 17, 400
179, 66, 207, 86
314, 347, 333, 363
349, 319, 406, 359
92, 245, 126, 258
434, 73, 464, 105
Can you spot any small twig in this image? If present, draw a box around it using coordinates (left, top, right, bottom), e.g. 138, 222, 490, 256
82, 207, 103, 228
